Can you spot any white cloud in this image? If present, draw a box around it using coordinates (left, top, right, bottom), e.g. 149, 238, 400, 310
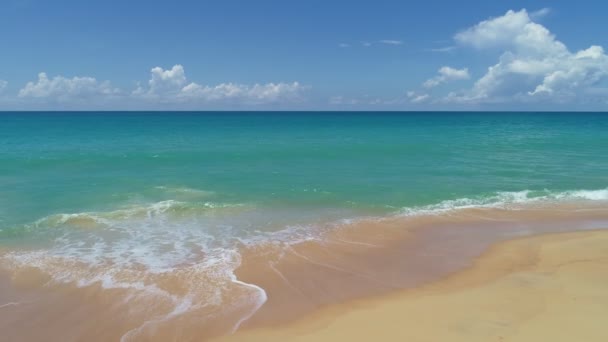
379, 40, 403, 46
133, 65, 305, 104
0, 80, 7, 93
329, 94, 402, 106
529, 46, 608, 96
329, 96, 359, 105
181, 81, 303, 103
429, 46, 456, 53
132, 64, 187, 99
149, 64, 187, 94
455, 9, 567, 56
411, 94, 430, 103
530, 7, 551, 20
423, 66, 470, 88
445, 9, 608, 104
5, 65, 306, 109
338, 43, 350, 48
361, 41, 372, 47
406, 91, 430, 103
18, 73, 119, 101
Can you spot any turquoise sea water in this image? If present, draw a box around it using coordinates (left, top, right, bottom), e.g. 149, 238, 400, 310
1, 111, 608, 283
3, 112, 608, 225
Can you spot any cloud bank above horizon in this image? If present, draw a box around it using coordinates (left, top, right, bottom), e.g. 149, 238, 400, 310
4, 65, 305, 109
1, 7, 608, 110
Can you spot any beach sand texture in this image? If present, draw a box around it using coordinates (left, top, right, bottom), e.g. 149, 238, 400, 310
220, 230, 608, 342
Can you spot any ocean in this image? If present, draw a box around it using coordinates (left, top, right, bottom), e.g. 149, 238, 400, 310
1, 111, 608, 340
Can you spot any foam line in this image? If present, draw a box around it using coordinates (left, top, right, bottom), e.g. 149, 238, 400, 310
229, 276, 268, 333
332, 238, 381, 248
0, 302, 20, 309
120, 298, 197, 342
268, 261, 309, 299
397, 188, 608, 217
287, 247, 399, 289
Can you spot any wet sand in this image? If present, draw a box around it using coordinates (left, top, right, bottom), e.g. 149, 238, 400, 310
220, 229, 608, 342
1, 203, 608, 341
234, 204, 608, 329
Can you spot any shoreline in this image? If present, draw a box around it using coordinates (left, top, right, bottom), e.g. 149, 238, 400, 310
219, 229, 608, 341
1, 203, 608, 341
233, 204, 608, 330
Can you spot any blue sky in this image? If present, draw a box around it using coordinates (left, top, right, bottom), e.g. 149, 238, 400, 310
1, 0, 607, 110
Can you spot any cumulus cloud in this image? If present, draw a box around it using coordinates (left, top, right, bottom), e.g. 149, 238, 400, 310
132, 64, 187, 99
148, 64, 187, 94
3, 65, 307, 109
18, 73, 119, 101
454, 9, 566, 56
0, 80, 7, 93
181, 81, 304, 103
530, 7, 551, 20
423, 66, 470, 88
133, 65, 305, 104
446, 9, 608, 104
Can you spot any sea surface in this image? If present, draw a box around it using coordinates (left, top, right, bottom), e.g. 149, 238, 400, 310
1, 111, 608, 340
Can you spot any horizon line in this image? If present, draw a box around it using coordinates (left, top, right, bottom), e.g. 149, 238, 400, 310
1, 110, 608, 114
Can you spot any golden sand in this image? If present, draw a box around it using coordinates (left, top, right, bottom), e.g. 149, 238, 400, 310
220, 230, 608, 342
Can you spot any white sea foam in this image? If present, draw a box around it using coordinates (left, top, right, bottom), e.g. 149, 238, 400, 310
153, 186, 216, 202
6, 188, 607, 280
0, 302, 21, 309
155, 185, 215, 195
229, 275, 268, 333
0, 198, 275, 336
120, 296, 197, 342
1, 187, 607, 335
397, 188, 608, 217
558, 189, 608, 201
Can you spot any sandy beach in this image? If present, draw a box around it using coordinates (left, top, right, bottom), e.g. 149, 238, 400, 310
220, 229, 608, 342
2, 207, 608, 341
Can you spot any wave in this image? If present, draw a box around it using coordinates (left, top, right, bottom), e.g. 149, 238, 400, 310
27, 200, 252, 230
3, 187, 608, 275
154, 186, 216, 198
397, 188, 608, 217
2, 187, 607, 273
0, 187, 606, 338
0, 199, 267, 339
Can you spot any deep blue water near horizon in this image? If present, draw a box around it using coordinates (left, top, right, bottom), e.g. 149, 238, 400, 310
2, 111, 608, 230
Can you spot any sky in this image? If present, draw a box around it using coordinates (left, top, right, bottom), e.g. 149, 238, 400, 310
1, 0, 607, 110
